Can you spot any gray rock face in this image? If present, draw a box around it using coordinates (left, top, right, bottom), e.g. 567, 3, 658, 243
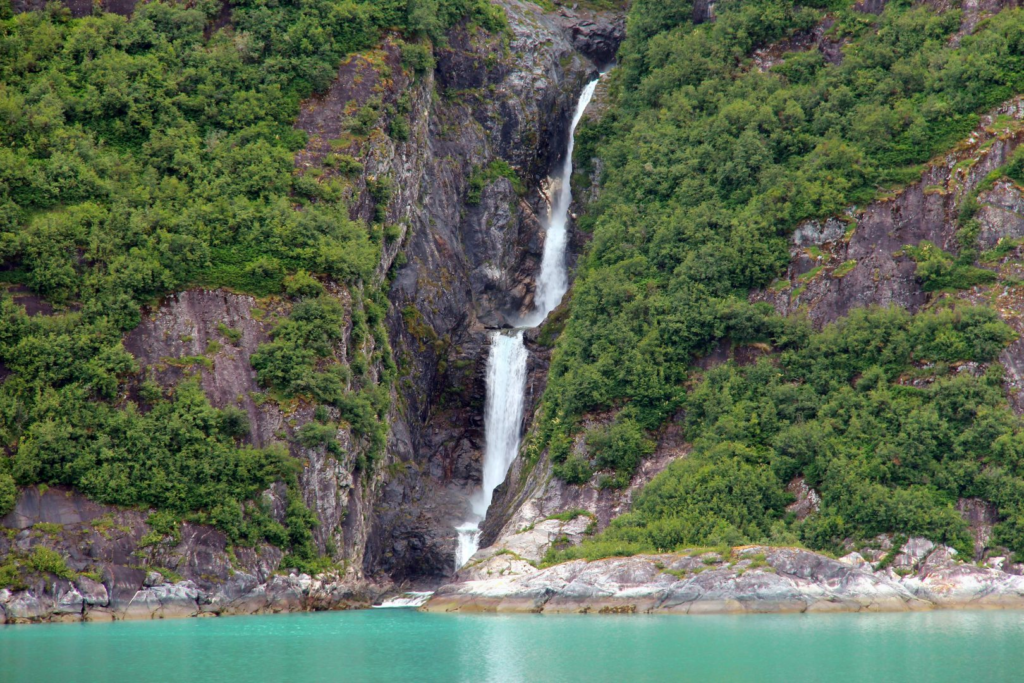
785, 477, 821, 520
122, 286, 373, 568
958, 498, 1001, 557
359, 0, 616, 581
555, 8, 626, 65
425, 543, 1024, 615
0, 569, 383, 624
752, 16, 845, 70
0, 486, 386, 624
976, 180, 1024, 249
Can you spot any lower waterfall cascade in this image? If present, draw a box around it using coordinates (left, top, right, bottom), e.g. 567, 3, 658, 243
372, 592, 435, 609
454, 76, 602, 570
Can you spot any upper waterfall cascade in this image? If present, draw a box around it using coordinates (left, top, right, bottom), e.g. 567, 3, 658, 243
454, 76, 602, 570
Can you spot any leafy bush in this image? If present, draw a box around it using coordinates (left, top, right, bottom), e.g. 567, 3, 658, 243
554, 453, 593, 485
904, 241, 998, 291
284, 270, 325, 298
26, 546, 74, 579
585, 417, 655, 488
0, 472, 16, 516
401, 40, 436, 75
324, 154, 364, 176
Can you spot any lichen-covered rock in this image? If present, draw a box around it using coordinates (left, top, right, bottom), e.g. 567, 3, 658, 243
424, 544, 1024, 615
976, 180, 1024, 249
120, 581, 207, 621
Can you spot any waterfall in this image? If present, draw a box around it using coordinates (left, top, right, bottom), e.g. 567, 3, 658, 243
373, 592, 435, 609
455, 77, 601, 570
454, 331, 529, 569
524, 76, 602, 328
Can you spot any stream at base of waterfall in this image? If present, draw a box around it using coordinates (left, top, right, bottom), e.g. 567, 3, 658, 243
454, 77, 602, 570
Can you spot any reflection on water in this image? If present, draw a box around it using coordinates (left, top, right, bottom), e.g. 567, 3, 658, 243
3, 609, 1024, 683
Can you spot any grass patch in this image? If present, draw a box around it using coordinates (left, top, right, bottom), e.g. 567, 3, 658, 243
832, 260, 857, 278
544, 508, 596, 523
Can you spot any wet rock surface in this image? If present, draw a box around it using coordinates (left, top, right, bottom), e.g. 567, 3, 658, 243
360, 0, 623, 580
554, 7, 626, 66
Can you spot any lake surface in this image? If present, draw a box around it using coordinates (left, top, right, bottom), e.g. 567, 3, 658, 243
3, 608, 1023, 682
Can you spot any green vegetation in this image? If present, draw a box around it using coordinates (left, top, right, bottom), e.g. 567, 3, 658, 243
466, 160, 526, 205
543, 0, 1024, 444
1, 545, 74, 588
553, 417, 655, 488
9, 372, 299, 543
832, 260, 857, 278
534, 0, 1024, 560
0, 0, 503, 565
549, 305, 1024, 563
903, 241, 997, 291
26, 546, 74, 579
544, 508, 596, 522
0, 471, 14, 516
252, 291, 394, 467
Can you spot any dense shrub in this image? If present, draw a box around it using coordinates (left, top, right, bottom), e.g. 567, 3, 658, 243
549, 306, 1022, 563
0, 472, 15, 516
586, 417, 655, 488
541, 0, 1024, 460
0, 0, 502, 558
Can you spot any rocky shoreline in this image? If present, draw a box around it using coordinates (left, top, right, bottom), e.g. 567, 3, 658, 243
0, 572, 387, 624
9, 540, 1024, 623
423, 542, 1024, 615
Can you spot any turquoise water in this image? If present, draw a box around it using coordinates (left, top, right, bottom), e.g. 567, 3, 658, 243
2, 609, 1023, 682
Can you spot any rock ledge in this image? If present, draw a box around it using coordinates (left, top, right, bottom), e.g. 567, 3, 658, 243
424, 544, 1024, 614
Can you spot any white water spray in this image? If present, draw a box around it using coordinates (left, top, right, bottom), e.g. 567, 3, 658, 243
454, 331, 529, 569
373, 592, 435, 609
455, 77, 601, 570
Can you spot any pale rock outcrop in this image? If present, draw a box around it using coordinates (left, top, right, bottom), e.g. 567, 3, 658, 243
425, 542, 1024, 615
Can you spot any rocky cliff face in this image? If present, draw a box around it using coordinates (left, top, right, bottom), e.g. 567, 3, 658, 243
0, 0, 626, 623
1, 282, 392, 623
749, 95, 1024, 426
360, 1, 616, 582
0, 486, 382, 623
473, 414, 688, 568
751, 97, 1024, 328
